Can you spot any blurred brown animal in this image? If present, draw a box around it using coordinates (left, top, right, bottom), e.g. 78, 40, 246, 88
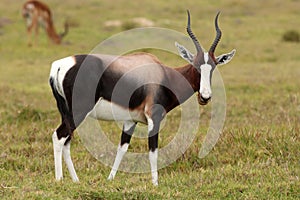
22, 0, 68, 46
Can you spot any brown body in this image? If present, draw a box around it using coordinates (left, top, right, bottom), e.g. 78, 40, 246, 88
22, 0, 68, 45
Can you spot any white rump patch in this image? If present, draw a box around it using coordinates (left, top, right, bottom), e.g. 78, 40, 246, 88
50, 56, 76, 98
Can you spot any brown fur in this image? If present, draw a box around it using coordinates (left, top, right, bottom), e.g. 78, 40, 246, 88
22, 0, 68, 45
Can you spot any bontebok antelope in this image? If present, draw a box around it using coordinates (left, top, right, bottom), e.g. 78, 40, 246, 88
22, 0, 68, 46
49, 10, 235, 185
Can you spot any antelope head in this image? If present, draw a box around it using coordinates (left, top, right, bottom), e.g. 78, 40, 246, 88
176, 10, 236, 105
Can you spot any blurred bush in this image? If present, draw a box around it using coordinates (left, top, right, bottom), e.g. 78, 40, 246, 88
282, 30, 300, 42
121, 21, 139, 31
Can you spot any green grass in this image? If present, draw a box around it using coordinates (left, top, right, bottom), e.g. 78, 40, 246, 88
1, 0, 300, 199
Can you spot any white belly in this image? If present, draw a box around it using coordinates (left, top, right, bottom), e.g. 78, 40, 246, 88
88, 98, 146, 123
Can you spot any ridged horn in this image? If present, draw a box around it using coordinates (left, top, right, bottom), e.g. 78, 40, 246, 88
186, 10, 202, 53
209, 12, 222, 58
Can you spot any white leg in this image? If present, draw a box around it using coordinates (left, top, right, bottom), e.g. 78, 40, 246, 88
108, 143, 129, 180
63, 142, 79, 182
52, 131, 68, 181
146, 114, 159, 186
149, 149, 158, 186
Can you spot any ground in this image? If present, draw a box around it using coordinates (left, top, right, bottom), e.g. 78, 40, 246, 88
0, 0, 299, 199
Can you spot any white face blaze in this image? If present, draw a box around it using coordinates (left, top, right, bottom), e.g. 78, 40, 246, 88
199, 52, 212, 99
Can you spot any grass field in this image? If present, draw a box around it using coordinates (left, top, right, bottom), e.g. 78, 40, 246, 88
0, 0, 300, 199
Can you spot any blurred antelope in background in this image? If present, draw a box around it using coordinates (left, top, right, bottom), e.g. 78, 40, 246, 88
22, 0, 68, 46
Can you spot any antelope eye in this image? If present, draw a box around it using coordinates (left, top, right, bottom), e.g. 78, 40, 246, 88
219, 55, 227, 62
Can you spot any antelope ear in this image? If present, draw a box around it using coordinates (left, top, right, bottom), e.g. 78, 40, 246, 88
215, 49, 236, 66
175, 42, 194, 64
